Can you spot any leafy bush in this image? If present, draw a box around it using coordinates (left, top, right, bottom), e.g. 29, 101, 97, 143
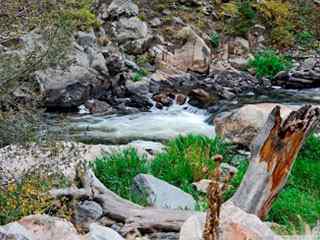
210, 32, 220, 49
132, 68, 149, 82
221, 0, 257, 37
296, 31, 316, 48
217, 0, 319, 49
248, 49, 292, 79
0, 172, 70, 225
0, 112, 38, 147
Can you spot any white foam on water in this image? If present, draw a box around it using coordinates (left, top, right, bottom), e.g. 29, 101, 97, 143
69, 103, 215, 143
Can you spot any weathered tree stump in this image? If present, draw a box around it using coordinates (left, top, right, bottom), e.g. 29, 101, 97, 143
230, 105, 320, 219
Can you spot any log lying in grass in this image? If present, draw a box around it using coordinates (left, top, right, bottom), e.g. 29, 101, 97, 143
51, 169, 196, 234
229, 105, 320, 219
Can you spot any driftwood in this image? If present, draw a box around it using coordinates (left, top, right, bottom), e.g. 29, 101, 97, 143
230, 105, 320, 219
51, 169, 195, 234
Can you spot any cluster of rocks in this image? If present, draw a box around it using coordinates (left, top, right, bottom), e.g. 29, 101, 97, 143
275, 56, 320, 89
1, 0, 273, 114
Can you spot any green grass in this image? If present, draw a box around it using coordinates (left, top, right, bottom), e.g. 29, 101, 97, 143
92, 148, 149, 204
92, 135, 233, 204
248, 49, 292, 79
151, 135, 233, 193
210, 32, 220, 49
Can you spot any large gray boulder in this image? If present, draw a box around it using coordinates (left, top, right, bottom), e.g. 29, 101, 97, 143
133, 174, 196, 210
114, 17, 149, 44
155, 26, 211, 74
107, 0, 139, 19
35, 65, 98, 108
1, 30, 109, 109
214, 103, 297, 146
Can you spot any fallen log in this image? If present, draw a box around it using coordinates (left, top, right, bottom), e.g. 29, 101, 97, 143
51, 169, 281, 239
51, 169, 196, 235
230, 105, 320, 219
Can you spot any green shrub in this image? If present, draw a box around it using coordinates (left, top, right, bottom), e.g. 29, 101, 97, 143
132, 68, 149, 82
210, 32, 220, 49
222, 0, 257, 36
248, 49, 292, 79
0, 172, 70, 225
296, 31, 316, 48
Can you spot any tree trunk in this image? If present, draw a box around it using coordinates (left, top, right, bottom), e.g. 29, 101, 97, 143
230, 105, 320, 219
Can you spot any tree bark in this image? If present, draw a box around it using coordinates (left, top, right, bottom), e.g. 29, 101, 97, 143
230, 105, 320, 219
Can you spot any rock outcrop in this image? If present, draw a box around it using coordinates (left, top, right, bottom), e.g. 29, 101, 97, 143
31, 30, 126, 110
151, 69, 263, 109
155, 26, 211, 74
274, 56, 320, 89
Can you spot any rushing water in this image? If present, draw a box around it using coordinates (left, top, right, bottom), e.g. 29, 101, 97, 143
45, 87, 320, 144
46, 101, 215, 144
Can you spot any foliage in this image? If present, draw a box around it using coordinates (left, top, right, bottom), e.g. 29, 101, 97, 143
248, 49, 292, 79
150, 135, 233, 191
93, 135, 233, 204
132, 68, 149, 82
217, 0, 319, 49
296, 31, 316, 48
92, 149, 149, 204
136, 53, 155, 66
221, 0, 257, 37
210, 32, 220, 49
0, 111, 38, 147
0, 172, 70, 225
